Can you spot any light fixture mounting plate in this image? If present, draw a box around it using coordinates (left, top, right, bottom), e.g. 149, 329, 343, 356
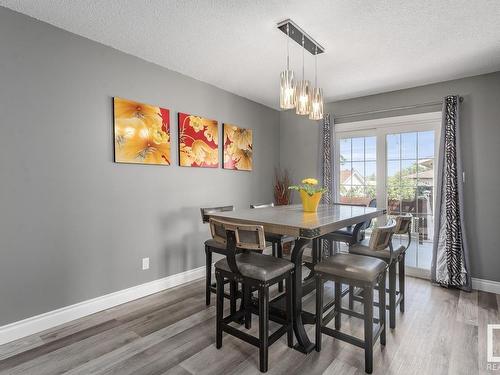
277, 19, 325, 55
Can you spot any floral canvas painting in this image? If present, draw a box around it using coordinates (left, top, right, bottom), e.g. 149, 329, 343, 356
113, 97, 170, 165
178, 112, 219, 168
223, 124, 253, 171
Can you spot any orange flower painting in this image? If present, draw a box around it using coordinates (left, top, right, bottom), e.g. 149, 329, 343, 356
113, 97, 170, 165
223, 124, 253, 171
178, 112, 219, 168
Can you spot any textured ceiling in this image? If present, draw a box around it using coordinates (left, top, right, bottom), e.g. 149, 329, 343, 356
2, 0, 500, 109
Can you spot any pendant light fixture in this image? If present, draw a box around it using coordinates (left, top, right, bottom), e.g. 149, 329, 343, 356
309, 46, 324, 120
295, 35, 311, 115
279, 24, 296, 109
277, 19, 324, 120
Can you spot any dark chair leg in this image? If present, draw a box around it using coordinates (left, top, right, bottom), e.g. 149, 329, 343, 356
277, 242, 284, 293
205, 246, 212, 306
272, 242, 276, 257
258, 285, 269, 373
364, 286, 374, 374
328, 239, 334, 257
389, 262, 397, 329
379, 271, 387, 346
315, 275, 324, 352
215, 272, 224, 349
230, 280, 237, 316
286, 274, 294, 348
334, 282, 341, 330
399, 254, 405, 313
244, 283, 252, 329
348, 285, 354, 310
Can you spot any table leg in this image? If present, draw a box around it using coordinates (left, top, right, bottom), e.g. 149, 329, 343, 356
291, 237, 315, 354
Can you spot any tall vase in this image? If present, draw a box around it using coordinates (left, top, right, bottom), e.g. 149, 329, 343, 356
299, 190, 323, 212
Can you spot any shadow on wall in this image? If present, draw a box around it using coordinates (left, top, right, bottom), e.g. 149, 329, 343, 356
158, 205, 211, 277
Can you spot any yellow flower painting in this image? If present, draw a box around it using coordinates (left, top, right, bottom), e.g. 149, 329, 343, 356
178, 112, 219, 168
113, 97, 171, 165
223, 124, 253, 171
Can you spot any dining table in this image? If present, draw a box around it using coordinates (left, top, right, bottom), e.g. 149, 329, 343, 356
208, 203, 386, 354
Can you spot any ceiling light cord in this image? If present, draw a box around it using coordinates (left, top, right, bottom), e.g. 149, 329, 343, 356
314, 46, 318, 88
286, 24, 290, 70
301, 35, 305, 80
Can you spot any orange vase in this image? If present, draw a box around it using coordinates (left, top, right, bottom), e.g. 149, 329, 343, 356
300, 190, 323, 212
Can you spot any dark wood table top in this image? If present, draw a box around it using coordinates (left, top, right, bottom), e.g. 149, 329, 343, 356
208, 204, 386, 239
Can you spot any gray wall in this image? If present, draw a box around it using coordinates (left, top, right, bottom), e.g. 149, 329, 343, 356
0, 7, 280, 325
280, 71, 500, 282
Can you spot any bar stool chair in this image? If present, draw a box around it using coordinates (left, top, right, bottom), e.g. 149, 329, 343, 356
348, 218, 409, 329
320, 199, 376, 308
314, 223, 394, 373
393, 214, 412, 313
211, 218, 294, 373
320, 199, 377, 251
250, 202, 295, 292
200, 205, 235, 306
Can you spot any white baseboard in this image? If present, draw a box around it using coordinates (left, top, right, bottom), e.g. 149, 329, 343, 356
472, 277, 500, 294
0, 265, 205, 346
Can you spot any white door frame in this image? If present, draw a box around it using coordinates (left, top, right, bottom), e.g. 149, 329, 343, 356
335, 111, 442, 277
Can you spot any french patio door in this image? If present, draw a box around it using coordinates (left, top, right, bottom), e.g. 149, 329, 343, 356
336, 113, 441, 275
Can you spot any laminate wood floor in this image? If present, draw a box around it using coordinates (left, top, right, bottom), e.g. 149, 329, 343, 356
0, 276, 499, 375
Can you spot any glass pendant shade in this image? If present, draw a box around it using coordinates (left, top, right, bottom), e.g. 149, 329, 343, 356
295, 79, 311, 115
280, 69, 296, 109
309, 87, 324, 120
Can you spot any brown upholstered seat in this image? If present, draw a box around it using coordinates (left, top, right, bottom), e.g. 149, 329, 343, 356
314, 253, 386, 282
215, 252, 294, 282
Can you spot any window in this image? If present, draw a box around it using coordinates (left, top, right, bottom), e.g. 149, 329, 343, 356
336, 113, 440, 274
387, 131, 435, 270
339, 136, 376, 205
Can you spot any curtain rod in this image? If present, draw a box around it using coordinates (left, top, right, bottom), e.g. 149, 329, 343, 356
334, 96, 463, 120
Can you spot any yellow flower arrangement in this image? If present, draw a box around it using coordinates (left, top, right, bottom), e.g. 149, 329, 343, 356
289, 178, 326, 196
302, 178, 318, 185
289, 178, 326, 212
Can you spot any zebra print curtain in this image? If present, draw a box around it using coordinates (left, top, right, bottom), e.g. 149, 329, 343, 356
431, 95, 471, 291
318, 114, 338, 204
318, 114, 339, 256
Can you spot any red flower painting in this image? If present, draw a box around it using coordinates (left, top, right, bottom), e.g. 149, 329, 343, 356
178, 112, 219, 168
223, 124, 253, 171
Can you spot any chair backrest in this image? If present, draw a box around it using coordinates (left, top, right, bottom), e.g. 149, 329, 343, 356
209, 218, 266, 251
394, 214, 412, 235
250, 202, 274, 209
368, 219, 396, 251
200, 205, 234, 224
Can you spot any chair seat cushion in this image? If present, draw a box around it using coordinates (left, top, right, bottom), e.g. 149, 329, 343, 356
349, 243, 405, 261
314, 253, 387, 282
215, 252, 294, 281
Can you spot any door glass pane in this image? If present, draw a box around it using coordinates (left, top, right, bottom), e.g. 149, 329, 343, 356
339, 136, 376, 206
387, 134, 400, 160
386, 130, 435, 270
418, 131, 435, 158
340, 139, 351, 161
351, 138, 364, 161
401, 132, 417, 159
365, 137, 376, 161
